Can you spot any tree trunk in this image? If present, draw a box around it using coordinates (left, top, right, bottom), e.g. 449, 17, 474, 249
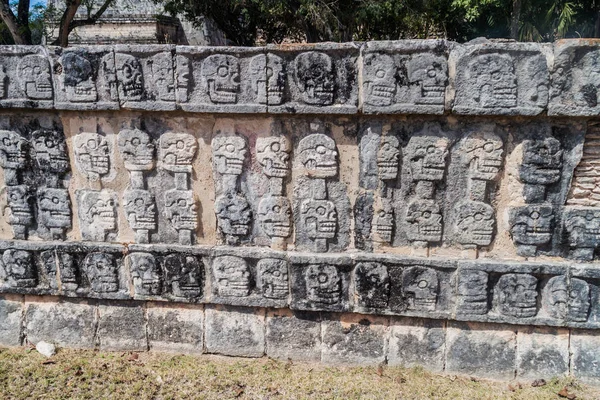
0, 0, 28, 44
56, 0, 82, 47
17, 0, 31, 44
510, 0, 522, 40
595, 9, 600, 38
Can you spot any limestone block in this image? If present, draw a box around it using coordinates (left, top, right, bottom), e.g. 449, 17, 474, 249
266, 309, 321, 362
516, 326, 569, 379
25, 299, 96, 348
321, 313, 388, 365
0, 295, 22, 346
97, 302, 147, 351
571, 329, 600, 384
387, 317, 445, 372
147, 302, 203, 354
204, 305, 265, 357
362, 40, 451, 115
445, 321, 516, 380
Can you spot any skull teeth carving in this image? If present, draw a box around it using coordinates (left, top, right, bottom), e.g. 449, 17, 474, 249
74, 132, 111, 179
1, 250, 36, 288
6, 185, 33, 226
294, 52, 335, 105
462, 131, 504, 181
164, 254, 203, 299
83, 252, 118, 293
124, 189, 156, 231
37, 188, 71, 229
202, 54, 240, 104
128, 252, 162, 296
406, 199, 442, 243
301, 199, 337, 239
116, 53, 144, 100
363, 53, 396, 106
159, 132, 197, 173
495, 273, 538, 318
564, 208, 600, 249
406, 134, 449, 182
256, 136, 291, 178
212, 255, 251, 297
510, 205, 554, 246
457, 269, 489, 315
0, 130, 28, 169
212, 135, 247, 176
544, 275, 590, 322
215, 192, 252, 239
401, 266, 439, 311
19, 54, 53, 99
250, 54, 285, 105
32, 130, 70, 174
258, 258, 288, 299
118, 129, 155, 171
297, 133, 338, 178
164, 189, 198, 231
377, 136, 400, 180
62, 52, 97, 102
408, 53, 448, 105
520, 137, 563, 186
469, 53, 517, 108
305, 264, 341, 305
455, 201, 495, 246
258, 195, 292, 239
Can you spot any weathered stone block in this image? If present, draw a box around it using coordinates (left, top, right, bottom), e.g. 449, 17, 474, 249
0, 295, 22, 346
516, 326, 569, 379
387, 317, 445, 372
147, 302, 203, 354
25, 298, 96, 348
445, 321, 516, 380
321, 313, 388, 365
266, 309, 321, 362
204, 305, 265, 357
571, 329, 600, 384
97, 302, 147, 351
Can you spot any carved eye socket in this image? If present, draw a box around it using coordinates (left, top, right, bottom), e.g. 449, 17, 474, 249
381, 143, 390, 152
586, 213, 595, 221
217, 66, 229, 77
427, 69, 437, 78
87, 139, 98, 150
131, 138, 141, 146
474, 213, 483, 221
135, 199, 144, 207
427, 146, 435, 154
273, 270, 281, 277
483, 142, 495, 152
107, 200, 114, 207
539, 147, 548, 156
225, 144, 235, 152
422, 211, 431, 218
379, 210, 387, 217
317, 206, 326, 215
178, 199, 187, 207
492, 72, 501, 81
316, 145, 328, 154
376, 69, 386, 78
270, 142, 281, 152
33, 66, 41, 74
8, 193, 16, 200
176, 140, 185, 149
265, 66, 274, 78
2, 137, 10, 145
318, 273, 329, 283
45, 139, 55, 148
418, 279, 429, 288
530, 211, 540, 219
273, 205, 281, 213
52, 197, 59, 204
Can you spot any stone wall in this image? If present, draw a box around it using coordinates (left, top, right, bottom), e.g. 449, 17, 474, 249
0, 39, 600, 382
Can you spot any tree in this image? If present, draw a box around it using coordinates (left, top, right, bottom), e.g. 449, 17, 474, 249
0, 0, 116, 46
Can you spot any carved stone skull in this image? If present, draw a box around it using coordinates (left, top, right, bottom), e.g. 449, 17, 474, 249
62, 52, 97, 102
377, 136, 400, 180
462, 131, 504, 181
19, 54, 53, 99
564, 208, 600, 251
58, 252, 77, 290
215, 192, 252, 240
405, 135, 449, 182
212, 255, 251, 297
0, 130, 28, 170
256, 136, 291, 178
405, 199, 442, 243
374, 201, 394, 243
0, 65, 7, 98
250, 54, 285, 105
469, 53, 517, 108
164, 253, 203, 299
201, 54, 240, 104
211, 135, 247, 176
128, 252, 162, 296
37, 188, 71, 229
118, 129, 155, 171
80, 190, 117, 240
578, 51, 600, 107
258, 195, 292, 239
408, 53, 447, 104
159, 132, 197, 173
305, 264, 341, 305
1, 249, 35, 288
301, 198, 337, 240
354, 262, 390, 308
294, 52, 334, 105
115, 53, 144, 100
297, 133, 338, 178
544, 275, 590, 322
74, 132, 110, 179
83, 252, 118, 293
457, 269, 489, 315
164, 189, 197, 231
520, 137, 563, 186
509, 205, 554, 246
401, 266, 439, 311
455, 200, 495, 246
5, 185, 33, 226
151, 52, 175, 101
32, 130, 69, 174
495, 273, 538, 318
363, 53, 396, 106
124, 189, 156, 231
176, 55, 190, 103
258, 258, 288, 299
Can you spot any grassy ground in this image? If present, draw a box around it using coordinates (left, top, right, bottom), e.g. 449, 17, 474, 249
0, 347, 598, 399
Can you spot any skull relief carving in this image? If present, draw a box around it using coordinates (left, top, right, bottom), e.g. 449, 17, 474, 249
0, 65, 7, 98
5, 185, 34, 227
455, 201, 495, 247
83, 252, 118, 293
118, 129, 155, 171
406, 135, 449, 182
377, 136, 400, 180
509, 205, 554, 246
159, 132, 197, 173
19, 54, 53, 99
74, 132, 111, 179
201, 54, 240, 104
495, 273, 538, 318
405, 199, 443, 243
176, 55, 190, 103
0, 130, 28, 169
457, 269, 489, 315
355, 262, 390, 309
564, 208, 600, 250
258, 195, 292, 239
62, 52, 97, 102
462, 132, 504, 181
305, 264, 341, 305
294, 52, 334, 105
212, 255, 251, 297
363, 53, 396, 106
468, 53, 517, 108
79, 190, 117, 241
374, 201, 394, 243
544, 275, 590, 322
124, 189, 156, 231
164, 189, 198, 231
41, 250, 77, 290
401, 266, 439, 311
215, 192, 252, 243
115, 53, 144, 100
151, 52, 175, 101
256, 136, 291, 178
577, 51, 600, 107
164, 253, 203, 299
408, 53, 448, 104
128, 252, 162, 296
297, 133, 338, 178
301, 199, 337, 240
250, 54, 285, 105
32, 130, 69, 174
1, 249, 35, 288
520, 137, 563, 186
258, 258, 289, 299
36, 187, 71, 230
212, 135, 247, 176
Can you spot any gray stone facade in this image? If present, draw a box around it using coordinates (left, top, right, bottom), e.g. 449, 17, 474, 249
1, 39, 600, 382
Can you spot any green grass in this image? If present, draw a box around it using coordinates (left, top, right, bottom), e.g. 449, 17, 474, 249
0, 346, 598, 399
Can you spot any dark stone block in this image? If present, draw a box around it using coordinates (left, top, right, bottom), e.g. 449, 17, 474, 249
147, 303, 203, 353
388, 317, 445, 371
97, 302, 147, 351
571, 329, 600, 384
0, 295, 22, 346
204, 305, 265, 357
516, 327, 569, 379
266, 309, 321, 361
